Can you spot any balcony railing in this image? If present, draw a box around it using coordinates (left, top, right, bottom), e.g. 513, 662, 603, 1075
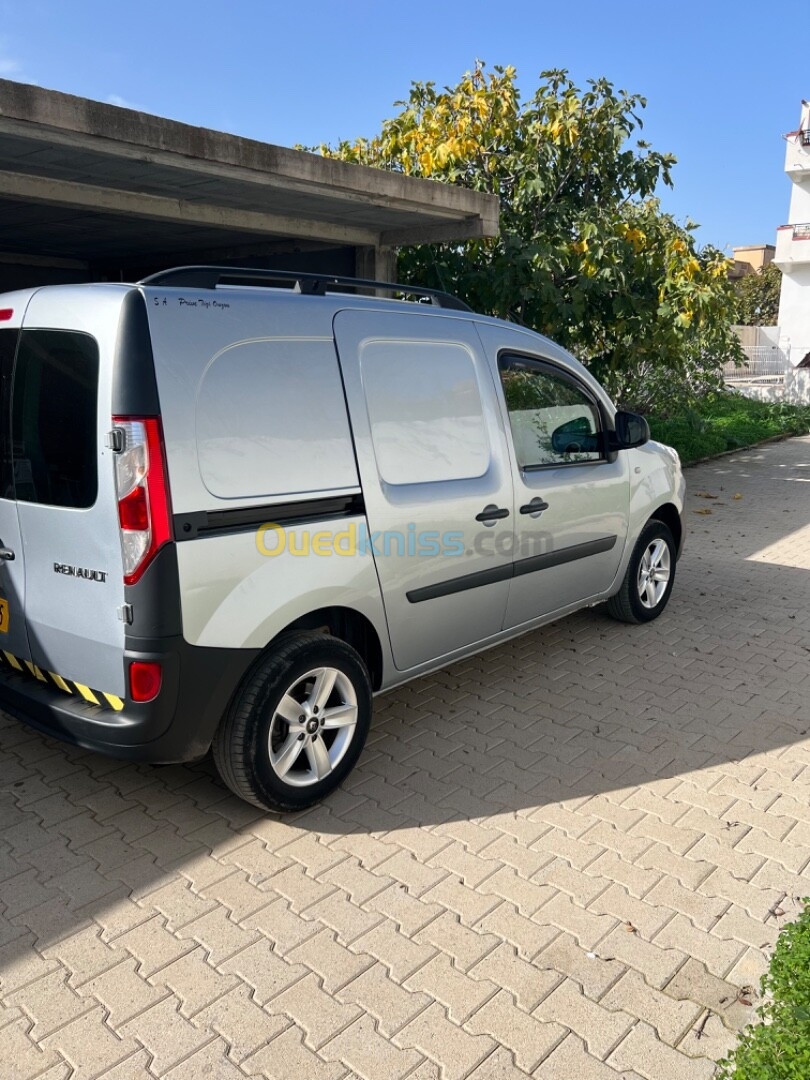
723, 347, 790, 385
802, 130, 810, 146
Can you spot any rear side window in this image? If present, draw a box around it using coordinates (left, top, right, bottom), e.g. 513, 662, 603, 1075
12, 330, 99, 508
0, 328, 17, 500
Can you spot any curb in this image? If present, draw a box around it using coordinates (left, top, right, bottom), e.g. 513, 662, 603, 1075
682, 431, 803, 469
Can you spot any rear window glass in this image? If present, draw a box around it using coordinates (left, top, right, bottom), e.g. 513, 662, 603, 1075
0, 328, 17, 500
12, 330, 99, 508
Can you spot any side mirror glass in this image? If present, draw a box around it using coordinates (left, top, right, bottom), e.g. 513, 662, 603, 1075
612, 410, 650, 450
550, 417, 601, 455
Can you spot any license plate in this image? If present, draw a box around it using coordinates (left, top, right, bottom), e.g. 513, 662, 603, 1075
0, 597, 8, 633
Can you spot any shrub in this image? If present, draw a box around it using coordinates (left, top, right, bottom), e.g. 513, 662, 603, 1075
717, 901, 810, 1079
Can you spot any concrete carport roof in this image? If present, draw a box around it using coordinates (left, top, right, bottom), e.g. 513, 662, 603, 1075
0, 79, 499, 289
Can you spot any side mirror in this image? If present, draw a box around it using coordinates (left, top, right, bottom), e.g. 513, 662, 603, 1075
611, 410, 650, 451
550, 417, 601, 455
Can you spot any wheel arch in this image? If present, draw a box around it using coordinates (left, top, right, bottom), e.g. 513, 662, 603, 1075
650, 502, 682, 557
269, 605, 384, 690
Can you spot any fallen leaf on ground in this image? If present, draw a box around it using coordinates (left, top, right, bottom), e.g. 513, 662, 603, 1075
695, 491, 719, 499
733, 493, 743, 499
693, 508, 713, 515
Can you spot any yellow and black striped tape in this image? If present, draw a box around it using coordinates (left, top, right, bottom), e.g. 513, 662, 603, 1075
0, 650, 124, 711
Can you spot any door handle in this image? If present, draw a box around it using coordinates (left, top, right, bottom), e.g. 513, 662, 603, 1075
0, 547, 15, 561
519, 498, 549, 517
475, 504, 510, 525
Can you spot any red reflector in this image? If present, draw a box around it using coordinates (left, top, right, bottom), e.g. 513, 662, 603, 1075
0, 309, 13, 322
118, 484, 149, 531
129, 661, 162, 702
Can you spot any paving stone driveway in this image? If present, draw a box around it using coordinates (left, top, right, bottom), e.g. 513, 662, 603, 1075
1, 436, 809, 1080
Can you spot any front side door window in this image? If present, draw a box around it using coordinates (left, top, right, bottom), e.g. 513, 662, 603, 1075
498, 355, 605, 469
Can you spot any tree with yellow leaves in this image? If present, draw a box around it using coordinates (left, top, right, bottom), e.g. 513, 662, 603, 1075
314, 63, 741, 413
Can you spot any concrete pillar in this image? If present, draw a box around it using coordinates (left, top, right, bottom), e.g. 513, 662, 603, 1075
355, 245, 397, 283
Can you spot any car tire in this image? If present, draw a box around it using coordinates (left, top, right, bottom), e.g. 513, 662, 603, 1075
607, 519, 676, 625
212, 632, 372, 812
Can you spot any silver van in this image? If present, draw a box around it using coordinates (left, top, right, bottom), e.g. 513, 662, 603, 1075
0, 267, 684, 811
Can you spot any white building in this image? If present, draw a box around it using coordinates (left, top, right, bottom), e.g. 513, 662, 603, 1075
776, 101, 810, 366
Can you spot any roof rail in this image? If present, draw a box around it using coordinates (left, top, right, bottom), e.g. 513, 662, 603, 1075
138, 265, 472, 312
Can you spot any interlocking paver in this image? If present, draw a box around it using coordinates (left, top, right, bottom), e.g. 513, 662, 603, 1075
242, 1025, 347, 1080
601, 969, 702, 1045
476, 900, 558, 957
164, 1038, 246, 1080
148, 946, 236, 1015
322, 1014, 423, 1080
269, 971, 361, 1048
352, 917, 437, 982
533, 979, 634, 1060
395, 1002, 495, 1080
404, 952, 496, 1024
3, 437, 810, 1078
41, 1006, 138, 1080
469, 941, 560, 1011
177, 907, 258, 965
81, 959, 166, 1028
607, 1020, 715, 1079
0, 1017, 62, 1080
190, 984, 287, 1063
466, 989, 565, 1070
336, 962, 429, 1038
119, 997, 213, 1074
218, 939, 306, 1004
534, 1033, 630, 1079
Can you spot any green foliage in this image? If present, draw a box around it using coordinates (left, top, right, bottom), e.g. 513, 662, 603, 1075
735, 262, 782, 326
649, 391, 810, 464
717, 901, 810, 1079
314, 62, 742, 411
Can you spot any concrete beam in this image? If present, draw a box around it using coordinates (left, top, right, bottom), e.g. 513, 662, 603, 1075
381, 216, 493, 247
0, 80, 500, 234
0, 251, 88, 269
0, 170, 380, 247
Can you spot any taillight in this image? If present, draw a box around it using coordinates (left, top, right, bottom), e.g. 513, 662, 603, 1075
129, 661, 162, 702
112, 416, 172, 585
0, 309, 13, 322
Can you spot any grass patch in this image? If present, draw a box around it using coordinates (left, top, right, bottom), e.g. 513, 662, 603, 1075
648, 392, 810, 465
717, 901, 810, 1079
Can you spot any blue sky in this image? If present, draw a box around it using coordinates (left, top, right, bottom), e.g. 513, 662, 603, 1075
0, 0, 804, 252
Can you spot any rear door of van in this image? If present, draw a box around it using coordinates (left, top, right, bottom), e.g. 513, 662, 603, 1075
0, 296, 36, 672
14, 286, 128, 698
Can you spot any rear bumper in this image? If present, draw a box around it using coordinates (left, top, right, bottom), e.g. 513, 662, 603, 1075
0, 635, 260, 763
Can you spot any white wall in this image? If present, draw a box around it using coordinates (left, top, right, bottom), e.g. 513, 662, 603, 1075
733, 369, 810, 404
788, 175, 810, 223
778, 267, 810, 365
777, 104, 810, 363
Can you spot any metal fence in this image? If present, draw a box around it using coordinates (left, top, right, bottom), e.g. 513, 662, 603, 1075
723, 346, 791, 385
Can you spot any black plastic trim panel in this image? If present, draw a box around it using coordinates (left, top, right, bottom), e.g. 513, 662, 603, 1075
112, 290, 160, 416
174, 493, 365, 540
407, 535, 617, 604
512, 535, 617, 578
406, 563, 512, 604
